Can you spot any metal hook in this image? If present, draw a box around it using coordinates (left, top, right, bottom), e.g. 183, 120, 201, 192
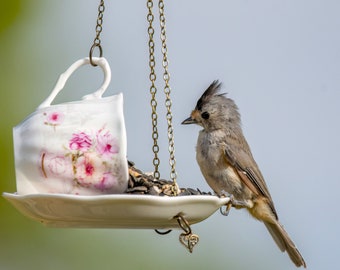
174, 213, 191, 234
89, 43, 103, 67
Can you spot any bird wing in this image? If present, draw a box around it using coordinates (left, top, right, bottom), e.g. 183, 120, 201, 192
224, 143, 278, 218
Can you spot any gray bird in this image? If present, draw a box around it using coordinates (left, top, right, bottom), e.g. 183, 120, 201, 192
182, 80, 306, 268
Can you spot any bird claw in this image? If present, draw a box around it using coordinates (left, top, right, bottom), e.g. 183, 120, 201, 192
219, 191, 233, 216
219, 192, 249, 216
220, 200, 233, 216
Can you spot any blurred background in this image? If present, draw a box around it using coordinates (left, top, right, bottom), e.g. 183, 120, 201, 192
1, 0, 339, 269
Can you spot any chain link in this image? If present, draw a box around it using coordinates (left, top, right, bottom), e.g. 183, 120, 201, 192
158, 0, 178, 194
89, 0, 105, 66
147, 0, 160, 180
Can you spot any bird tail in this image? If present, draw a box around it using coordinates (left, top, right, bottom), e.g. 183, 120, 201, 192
264, 221, 306, 268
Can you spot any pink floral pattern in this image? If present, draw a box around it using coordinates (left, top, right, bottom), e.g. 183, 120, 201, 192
69, 132, 92, 151
96, 128, 119, 159
44, 112, 64, 129
95, 172, 117, 191
40, 126, 122, 193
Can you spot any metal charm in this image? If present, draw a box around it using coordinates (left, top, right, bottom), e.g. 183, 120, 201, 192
175, 213, 199, 253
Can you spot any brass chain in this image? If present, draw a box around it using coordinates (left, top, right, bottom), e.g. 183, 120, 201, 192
89, 0, 105, 66
147, 0, 161, 180
158, 0, 178, 194
146, 0, 178, 194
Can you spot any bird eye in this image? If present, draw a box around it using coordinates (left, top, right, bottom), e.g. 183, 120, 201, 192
201, 112, 210, 119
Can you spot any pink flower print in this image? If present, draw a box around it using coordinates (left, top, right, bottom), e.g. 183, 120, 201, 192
84, 162, 94, 176
69, 132, 92, 152
96, 129, 119, 159
48, 112, 63, 124
75, 153, 105, 187
44, 111, 64, 129
94, 172, 117, 191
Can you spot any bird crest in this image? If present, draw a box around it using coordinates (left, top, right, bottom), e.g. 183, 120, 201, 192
195, 80, 224, 110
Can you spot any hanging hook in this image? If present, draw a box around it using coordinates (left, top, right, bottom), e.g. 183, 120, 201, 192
89, 43, 103, 66
175, 213, 191, 234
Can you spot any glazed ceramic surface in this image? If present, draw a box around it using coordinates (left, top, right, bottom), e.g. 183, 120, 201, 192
3, 193, 230, 229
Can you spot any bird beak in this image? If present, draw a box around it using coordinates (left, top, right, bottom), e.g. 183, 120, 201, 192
181, 116, 197, 125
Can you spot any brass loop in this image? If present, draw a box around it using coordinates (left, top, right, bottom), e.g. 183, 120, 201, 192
170, 171, 177, 179
147, 14, 154, 22
174, 213, 191, 235
89, 43, 103, 67
147, 0, 153, 8
152, 132, 159, 140
149, 73, 156, 81
153, 171, 160, 179
98, 2, 105, 12
151, 99, 157, 107
165, 99, 172, 107
153, 157, 160, 164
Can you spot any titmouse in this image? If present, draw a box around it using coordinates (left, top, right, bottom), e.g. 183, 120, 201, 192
182, 80, 306, 268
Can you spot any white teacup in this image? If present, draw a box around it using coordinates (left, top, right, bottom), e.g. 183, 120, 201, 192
13, 57, 128, 195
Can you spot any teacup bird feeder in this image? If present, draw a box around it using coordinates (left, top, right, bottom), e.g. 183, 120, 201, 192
3, 0, 231, 253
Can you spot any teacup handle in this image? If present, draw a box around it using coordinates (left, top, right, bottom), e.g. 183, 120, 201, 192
38, 57, 111, 109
